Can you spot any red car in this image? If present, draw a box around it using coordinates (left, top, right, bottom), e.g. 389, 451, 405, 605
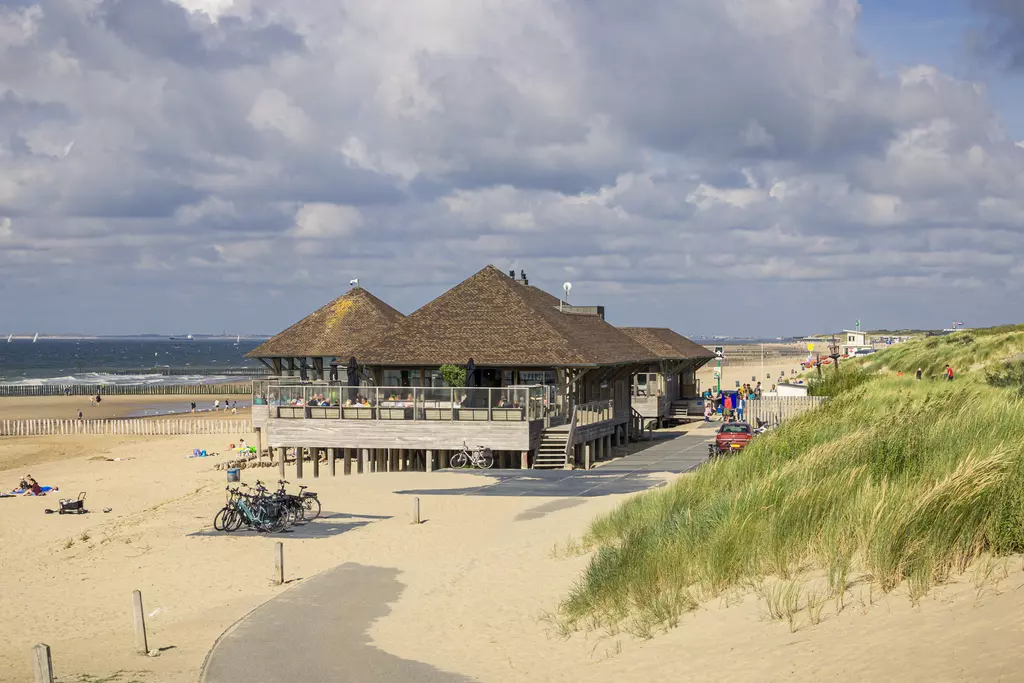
710, 422, 753, 457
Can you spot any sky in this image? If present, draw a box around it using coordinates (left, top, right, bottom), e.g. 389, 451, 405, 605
2, 0, 1024, 338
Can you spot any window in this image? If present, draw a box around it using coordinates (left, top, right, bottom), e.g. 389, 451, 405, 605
848, 335, 855, 342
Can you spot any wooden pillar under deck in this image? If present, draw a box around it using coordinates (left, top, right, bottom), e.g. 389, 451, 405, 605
278, 447, 286, 478
360, 449, 368, 474
343, 448, 352, 475
584, 441, 592, 470
312, 449, 320, 478
426, 450, 434, 472
255, 428, 263, 464
329, 448, 337, 476
520, 450, 529, 470
296, 448, 304, 479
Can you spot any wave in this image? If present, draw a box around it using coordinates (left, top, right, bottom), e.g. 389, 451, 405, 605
1, 373, 240, 387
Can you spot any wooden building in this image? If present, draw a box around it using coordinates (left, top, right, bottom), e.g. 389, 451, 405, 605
620, 327, 715, 427
250, 266, 707, 477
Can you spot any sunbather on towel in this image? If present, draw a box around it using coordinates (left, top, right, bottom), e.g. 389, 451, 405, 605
19, 475, 43, 496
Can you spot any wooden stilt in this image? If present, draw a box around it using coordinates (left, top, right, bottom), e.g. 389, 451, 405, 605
312, 449, 320, 478
585, 441, 592, 469
521, 450, 529, 469
329, 448, 337, 476
278, 447, 286, 478
426, 450, 434, 472
344, 448, 352, 475
296, 448, 304, 479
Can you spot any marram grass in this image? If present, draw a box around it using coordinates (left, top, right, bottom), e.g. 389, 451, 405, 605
558, 368, 1024, 637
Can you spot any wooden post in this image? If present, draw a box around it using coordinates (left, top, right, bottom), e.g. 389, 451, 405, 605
275, 541, 284, 585
296, 448, 304, 479
132, 590, 148, 655
278, 447, 286, 478
344, 448, 352, 475
413, 497, 421, 524
521, 450, 529, 469
360, 449, 368, 474
312, 449, 320, 478
31, 643, 54, 683
426, 450, 434, 472
255, 428, 262, 465
329, 448, 337, 476
584, 441, 592, 470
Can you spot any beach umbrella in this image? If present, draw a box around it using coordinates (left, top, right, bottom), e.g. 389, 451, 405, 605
346, 356, 359, 385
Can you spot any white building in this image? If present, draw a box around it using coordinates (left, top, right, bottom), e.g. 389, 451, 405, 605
840, 330, 871, 356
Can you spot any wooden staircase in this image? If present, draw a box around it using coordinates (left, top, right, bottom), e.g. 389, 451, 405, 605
534, 427, 571, 469
668, 400, 691, 423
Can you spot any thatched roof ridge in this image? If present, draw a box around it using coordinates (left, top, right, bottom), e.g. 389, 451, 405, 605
247, 288, 405, 359
350, 266, 657, 367
619, 327, 715, 361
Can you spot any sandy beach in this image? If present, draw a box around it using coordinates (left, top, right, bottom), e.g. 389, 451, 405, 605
0, 395, 250, 421
2, 429, 1023, 683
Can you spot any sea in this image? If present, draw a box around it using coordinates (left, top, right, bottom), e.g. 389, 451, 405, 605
0, 338, 268, 385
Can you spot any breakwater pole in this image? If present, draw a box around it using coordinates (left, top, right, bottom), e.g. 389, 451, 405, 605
0, 418, 252, 437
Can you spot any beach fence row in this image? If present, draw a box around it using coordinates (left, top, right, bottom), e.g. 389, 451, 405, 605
0, 382, 253, 397
744, 396, 827, 425
0, 418, 251, 437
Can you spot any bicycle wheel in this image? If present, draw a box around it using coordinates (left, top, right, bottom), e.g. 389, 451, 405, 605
227, 508, 244, 531
450, 451, 468, 468
214, 507, 230, 531
301, 496, 322, 521
477, 450, 494, 469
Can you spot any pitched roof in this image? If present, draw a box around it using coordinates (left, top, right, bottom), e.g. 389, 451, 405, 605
246, 288, 405, 359
351, 266, 657, 367
620, 327, 716, 361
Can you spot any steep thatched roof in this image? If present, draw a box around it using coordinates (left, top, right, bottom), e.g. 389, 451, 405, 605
247, 288, 404, 359
350, 266, 657, 367
620, 327, 715, 361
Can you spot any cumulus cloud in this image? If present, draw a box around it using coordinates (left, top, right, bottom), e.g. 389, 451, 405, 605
1, 0, 1024, 334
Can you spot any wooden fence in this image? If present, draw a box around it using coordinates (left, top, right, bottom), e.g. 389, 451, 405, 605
0, 418, 251, 437
0, 383, 253, 397
743, 396, 827, 425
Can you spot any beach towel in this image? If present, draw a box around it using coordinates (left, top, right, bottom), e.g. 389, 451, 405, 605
9, 485, 56, 495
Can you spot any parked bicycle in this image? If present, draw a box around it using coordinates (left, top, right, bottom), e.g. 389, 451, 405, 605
213, 480, 291, 533
275, 479, 321, 521
449, 442, 494, 469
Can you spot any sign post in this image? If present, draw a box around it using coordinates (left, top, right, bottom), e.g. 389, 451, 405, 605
714, 346, 724, 393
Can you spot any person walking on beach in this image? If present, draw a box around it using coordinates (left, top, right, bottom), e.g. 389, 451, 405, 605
191, 401, 196, 413
214, 399, 220, 412
77, 409, 83, 421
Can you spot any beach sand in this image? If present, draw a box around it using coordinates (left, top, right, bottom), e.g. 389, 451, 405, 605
0, 395, 250, 421
2, 433, 1022, 682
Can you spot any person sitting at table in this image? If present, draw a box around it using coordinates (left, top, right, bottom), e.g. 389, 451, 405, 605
497, 398, 509, 408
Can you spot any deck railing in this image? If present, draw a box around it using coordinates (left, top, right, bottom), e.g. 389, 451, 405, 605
254, 384, 550, 423
575, 399, 614, 426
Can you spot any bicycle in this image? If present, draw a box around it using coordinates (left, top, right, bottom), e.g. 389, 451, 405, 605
275, 480, 321, 521
213, 481, 290, 533
449, 442, 494, 469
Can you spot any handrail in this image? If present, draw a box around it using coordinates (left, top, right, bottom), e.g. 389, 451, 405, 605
562, 405, 579, 467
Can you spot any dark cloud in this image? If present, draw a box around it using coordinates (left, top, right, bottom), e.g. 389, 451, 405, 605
972, 0, 1024, 69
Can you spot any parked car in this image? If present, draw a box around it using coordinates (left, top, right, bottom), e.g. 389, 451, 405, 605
709, 422, 753, 458
853, 348, 876, 356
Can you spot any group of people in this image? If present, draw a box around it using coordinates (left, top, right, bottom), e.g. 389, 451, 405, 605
701, 383, 769, 423
210, 400, 240, 413
899, 366, 954, 381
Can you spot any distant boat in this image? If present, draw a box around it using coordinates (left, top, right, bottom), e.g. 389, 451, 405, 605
5, 334, 10, 343
187, 334, 193, 341
32, 332, 38, 343
234, 335, 241, 346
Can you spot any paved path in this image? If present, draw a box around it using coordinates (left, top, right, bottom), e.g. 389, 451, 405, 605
201, 430, 716, 682
202, 564, 473, 683
400, 429, 715, 498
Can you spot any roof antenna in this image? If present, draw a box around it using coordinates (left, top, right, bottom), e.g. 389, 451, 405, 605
561, 281, 571, 312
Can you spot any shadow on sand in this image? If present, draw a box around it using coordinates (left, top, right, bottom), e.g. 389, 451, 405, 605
188, 511, 391, 539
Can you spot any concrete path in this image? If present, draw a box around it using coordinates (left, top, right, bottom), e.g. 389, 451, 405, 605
202, 563, 473, 683
401, 429, 715, 498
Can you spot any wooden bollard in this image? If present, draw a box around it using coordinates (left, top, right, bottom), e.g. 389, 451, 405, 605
132, 590, 148, 655
413, 497, 421, 524
31, 643, 54, 683
275, 542, 284, 585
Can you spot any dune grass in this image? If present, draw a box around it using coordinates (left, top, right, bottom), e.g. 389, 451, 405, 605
558, 332, 1024, 637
